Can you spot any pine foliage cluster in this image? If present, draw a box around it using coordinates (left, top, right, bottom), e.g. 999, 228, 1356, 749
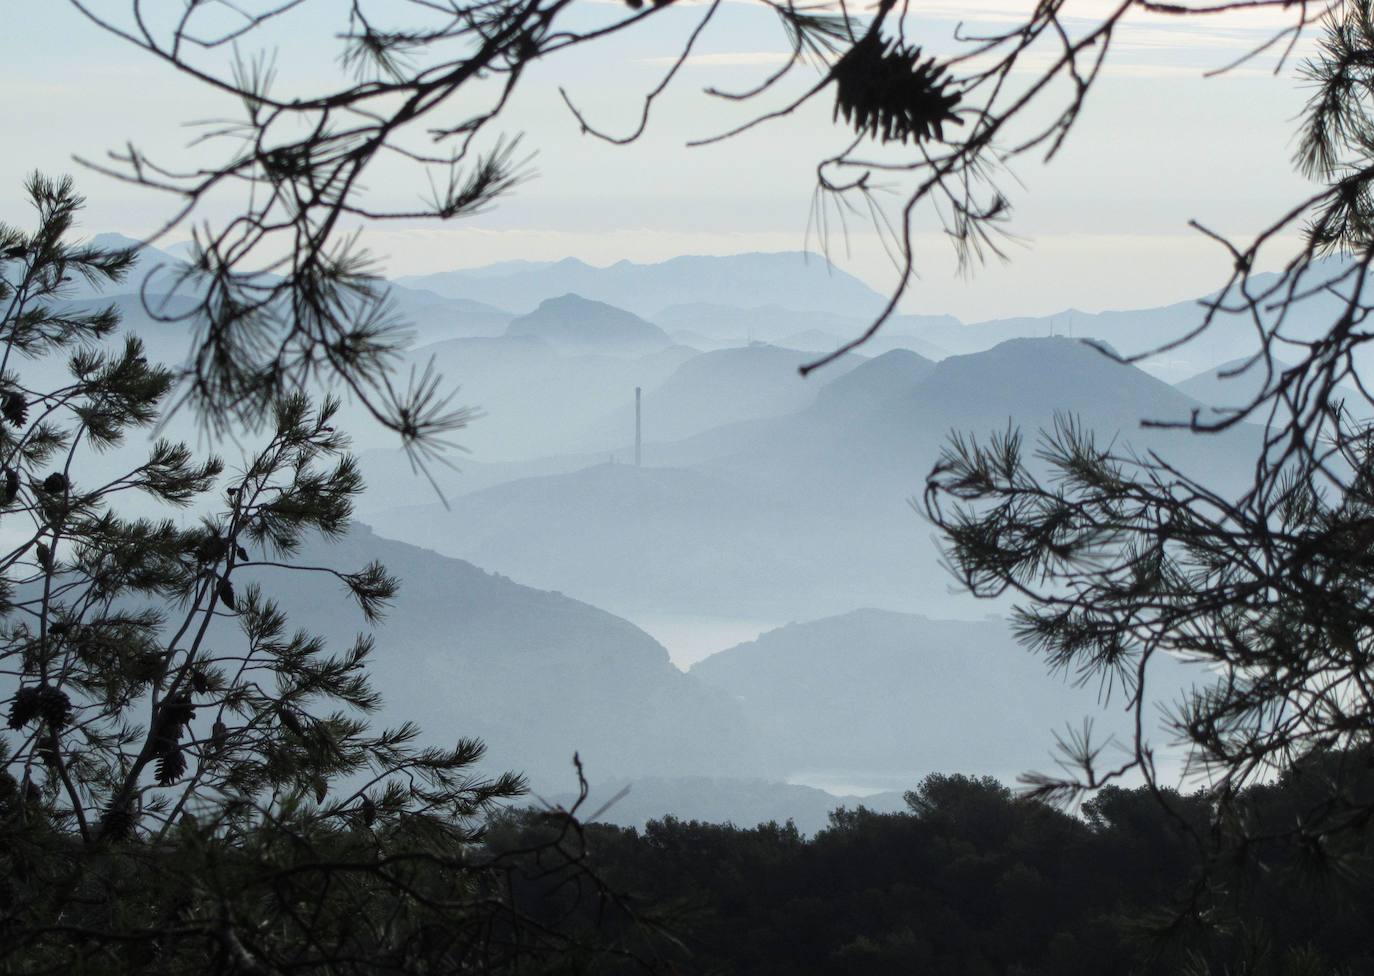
921, 0, 1374, 934
0, 175, 648, 975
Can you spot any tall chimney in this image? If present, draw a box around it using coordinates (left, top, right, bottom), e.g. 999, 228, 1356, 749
635, 386, 642, 467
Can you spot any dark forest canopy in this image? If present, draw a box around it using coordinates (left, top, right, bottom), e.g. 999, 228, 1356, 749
497, 756, 1374, 976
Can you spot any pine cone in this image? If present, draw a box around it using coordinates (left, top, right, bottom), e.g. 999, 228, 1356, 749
41, 472, 67, 494
211, 720, 228, 751
37, 686, 71, 729
7, 687, 42, 729
155, 747, 186, 786
152, 693, 196, 752
34, 542, 52, 572
278, 708, 303, 737
1, 391, 27, 428
1, 467, 17, 505
216, 578, 236, 611
99, 802, 135, 842
832, 33, 962, 145
361, 795, 377, 826
195, 534, 228, 564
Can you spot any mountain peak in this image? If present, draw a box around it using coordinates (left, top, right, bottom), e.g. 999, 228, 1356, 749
87, 232, 147, 250
539, 292, 614, 311
814, 347, 936, 415
506, 293, 671, 355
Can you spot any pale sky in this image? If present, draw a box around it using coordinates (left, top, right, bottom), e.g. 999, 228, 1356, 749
0, 0, 1324, 321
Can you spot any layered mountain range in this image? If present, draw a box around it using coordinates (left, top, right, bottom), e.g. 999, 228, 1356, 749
45, 237, 1298, 827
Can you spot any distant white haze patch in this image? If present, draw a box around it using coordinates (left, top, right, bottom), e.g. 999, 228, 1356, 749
785, 772, 899, 799
626, 613, 780, 670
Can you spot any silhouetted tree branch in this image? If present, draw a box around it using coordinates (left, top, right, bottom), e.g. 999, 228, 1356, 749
922, 0, 1374, 934
62, 0, 1323, 439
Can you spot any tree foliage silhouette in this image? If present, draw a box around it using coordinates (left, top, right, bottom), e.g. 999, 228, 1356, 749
0, 174, 660, 975
922, 0, 1374, 932
505, 762, 1374, 975
61, 0, 1320, 458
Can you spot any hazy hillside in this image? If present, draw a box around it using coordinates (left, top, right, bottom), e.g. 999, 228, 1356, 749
387, 288, 512, 344
579, 343, 865, 447
69, 233, 188, 300
506, 293, 671, 355
705, 336, 1248, 506
364, 462, 866, 617
393, 335, 696, 459
398, 252, 890, 318
1174, 355, 1289, 408
354, 448, 616, 511
779, 327, 950, 361
225, 525, 766, 789
808, 348, 936, 420
901, 337, 1198, 430
653, 302, 860, 341
365, 338, 1257, 622
691, 609, 1201, 789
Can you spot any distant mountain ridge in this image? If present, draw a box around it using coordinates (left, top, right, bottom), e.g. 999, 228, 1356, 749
397, 251, 891, 318
653, 301, 958, 346
73, 237, 1363, 389
366, 336, 1260, 621
918, 258, 1367, 384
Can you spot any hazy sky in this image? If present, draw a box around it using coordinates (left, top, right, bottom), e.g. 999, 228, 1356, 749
1, 1, 1323, 321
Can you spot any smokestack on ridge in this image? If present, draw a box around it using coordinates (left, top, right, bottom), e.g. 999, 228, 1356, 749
635, 387, 642, 467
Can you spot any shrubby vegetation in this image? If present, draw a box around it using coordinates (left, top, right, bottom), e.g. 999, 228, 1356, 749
502, 758, 1374, 976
